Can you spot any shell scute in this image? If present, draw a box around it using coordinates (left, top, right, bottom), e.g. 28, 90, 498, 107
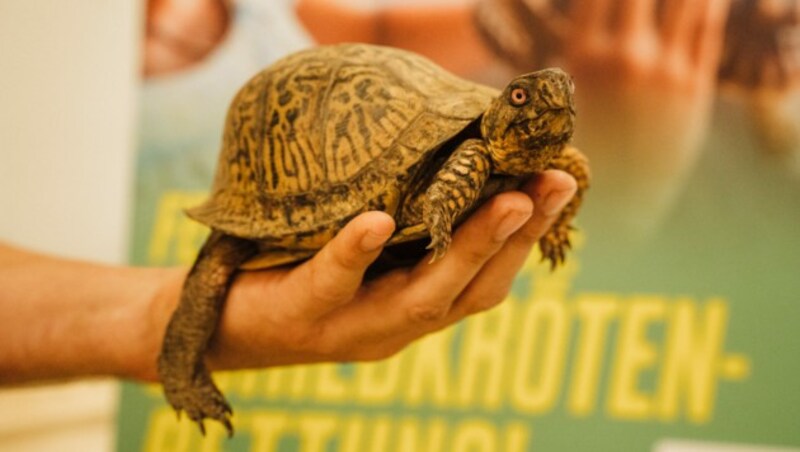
187, 44, 497, 241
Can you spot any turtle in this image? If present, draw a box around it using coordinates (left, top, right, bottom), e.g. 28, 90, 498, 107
158, 43, 590, 436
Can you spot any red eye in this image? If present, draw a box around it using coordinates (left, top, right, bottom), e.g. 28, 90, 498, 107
510, 87, 528, 106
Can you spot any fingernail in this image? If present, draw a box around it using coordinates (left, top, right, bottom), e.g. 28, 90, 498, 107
360, 228, 392, 252
494, 209, 532, 241
541, 188, 574, 216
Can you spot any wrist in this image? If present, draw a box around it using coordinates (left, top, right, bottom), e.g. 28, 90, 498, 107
122, 267, 185, 382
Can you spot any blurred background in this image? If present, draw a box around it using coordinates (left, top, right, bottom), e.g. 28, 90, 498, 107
2, 0, 799, 451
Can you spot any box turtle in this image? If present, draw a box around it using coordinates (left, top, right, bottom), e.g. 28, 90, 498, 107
158, 43, 590, 435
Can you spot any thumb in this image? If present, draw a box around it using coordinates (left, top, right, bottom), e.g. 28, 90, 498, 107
292, 211, 395, 319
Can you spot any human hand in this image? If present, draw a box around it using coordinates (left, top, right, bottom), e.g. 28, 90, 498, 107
475, 0, 731, 236
719, 0, 800, 93
557, 0, 731, 234
143, 171, 577, 378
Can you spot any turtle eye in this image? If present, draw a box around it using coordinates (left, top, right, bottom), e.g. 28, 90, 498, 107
510, 87, 528, 106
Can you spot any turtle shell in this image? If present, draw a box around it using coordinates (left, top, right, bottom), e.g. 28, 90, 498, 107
187, 44, 498, 249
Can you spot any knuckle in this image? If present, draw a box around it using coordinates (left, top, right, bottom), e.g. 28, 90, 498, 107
310, 277, 348, 306
407, 303, 450, 323
512, 222, 550, 245
462, 245, 493, 267
517, 226, 544, 244
285, 322, 330, 355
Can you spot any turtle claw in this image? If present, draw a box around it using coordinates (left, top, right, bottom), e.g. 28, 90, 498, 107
426, 232, 451, 263
539, 225, 571, 270
424, 204, 453, 263
163, 368, 234, 437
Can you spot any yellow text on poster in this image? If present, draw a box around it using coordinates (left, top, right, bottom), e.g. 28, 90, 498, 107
142, 190, 752, 451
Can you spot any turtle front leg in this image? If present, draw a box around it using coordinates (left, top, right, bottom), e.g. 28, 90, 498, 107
158, 232, 256, 436
541, 145, 591, 268
423, 138, 492, 261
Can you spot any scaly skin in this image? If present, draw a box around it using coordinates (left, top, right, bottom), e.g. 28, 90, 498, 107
158, 232, 256, 437
423, 139, 492, 261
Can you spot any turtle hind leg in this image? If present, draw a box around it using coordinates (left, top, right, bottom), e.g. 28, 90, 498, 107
157, 231, 256, 437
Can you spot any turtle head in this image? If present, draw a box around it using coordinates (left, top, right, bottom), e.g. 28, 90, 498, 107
482, 68, 575, 175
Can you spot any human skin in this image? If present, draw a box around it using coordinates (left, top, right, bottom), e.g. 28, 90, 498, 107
294, 0, 497, 77
470, 0, 733, 236
0, 171, 576, 384
554, 0, 732, 236
143, 0, 497, 79
143, 0, 230, 77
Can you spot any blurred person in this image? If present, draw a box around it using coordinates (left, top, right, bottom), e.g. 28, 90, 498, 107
300, 0, 800, 238
297, 0, 731, 243
143, 0, 232, 77
474, 0, 800, 173
144, 0, 799, 188
478, 0, 732, 239
138, 0, 312, 198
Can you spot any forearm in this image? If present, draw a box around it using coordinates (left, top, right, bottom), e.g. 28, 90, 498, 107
0, 243, 179, 384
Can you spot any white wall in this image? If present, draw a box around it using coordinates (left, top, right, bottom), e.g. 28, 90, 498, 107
0, 0, 141, 264
0, 1, 142, 451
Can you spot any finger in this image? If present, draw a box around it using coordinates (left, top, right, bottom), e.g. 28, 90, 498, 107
661, 0, 704, 52
320, 190, 533, 345
618, 0, 658, 38
450, 170, 577, 318
693, 0, 731, 71
570, 0, 614, 35
365, 171, 577, 355
401, 191, 534, 321
289, 211, 395, 319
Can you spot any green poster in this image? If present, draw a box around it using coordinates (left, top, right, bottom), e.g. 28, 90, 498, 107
118, 1, 800, 450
